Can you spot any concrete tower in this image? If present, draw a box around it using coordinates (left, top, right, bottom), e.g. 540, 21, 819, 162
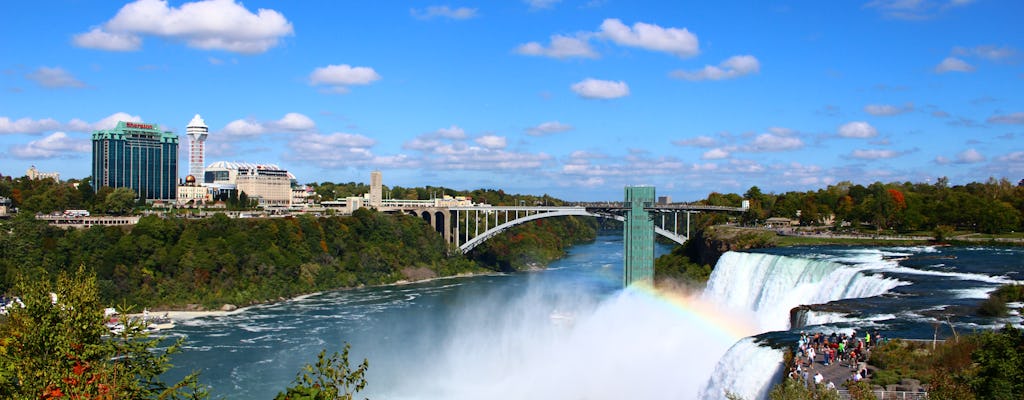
186, 114, 208, 180
370, 170, 383, 207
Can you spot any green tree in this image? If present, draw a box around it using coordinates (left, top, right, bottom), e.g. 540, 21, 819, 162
102, 187, 137, 215
0, 267, 206, 399
275, 343, 368, 400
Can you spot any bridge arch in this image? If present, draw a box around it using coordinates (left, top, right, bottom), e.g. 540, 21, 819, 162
456, 208, 687, 253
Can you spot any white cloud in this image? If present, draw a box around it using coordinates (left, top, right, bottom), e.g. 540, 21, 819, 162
287, 132, 380, 168
26, 67, 86, 88
75, 0, 293, 54
9, 132, 90, 159
670, 55, 760, 81
72, 28, 142, 51
673, 136, 717, 147
516, 35, 598, 59
935, 156, 951, 165
702, 148, 730, 159
598, 19, 699, 57
747, 133, 803, 151
935, 57, 975, 73
838, 121, 878, 138
851, 149, 900, 159
222, 119, 264, 137
92, 112, 145, 130
435, 125, 466, 139
571, 78, 629, 99
410, 6, 479, 20
988, 112, 1024, 124
864, 102, 914, 116
221, 113, 315, 138
526, 121, 574, 136
0, 117, 62, 134
310, 64, 381, 93
270, 112, 316, 131
475, 135, 507, 149
956, 148, 985, 163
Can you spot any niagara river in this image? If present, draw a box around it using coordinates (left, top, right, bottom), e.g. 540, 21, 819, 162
163, 236, 1024, 399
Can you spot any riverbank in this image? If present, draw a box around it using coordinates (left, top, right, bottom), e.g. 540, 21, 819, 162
135, 270, 508, 322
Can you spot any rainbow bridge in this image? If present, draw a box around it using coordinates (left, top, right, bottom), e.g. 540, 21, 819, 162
381, 186, 747, 286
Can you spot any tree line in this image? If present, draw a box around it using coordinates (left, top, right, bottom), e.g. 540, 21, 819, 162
692, 177, 1023, 234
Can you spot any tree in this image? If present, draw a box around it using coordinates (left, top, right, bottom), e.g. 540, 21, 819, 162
102, 187, 137, 215
0, 267, 206, 399
275, 343, 369, 400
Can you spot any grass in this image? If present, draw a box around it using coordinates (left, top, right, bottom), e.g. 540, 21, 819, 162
775, 235, 930, 246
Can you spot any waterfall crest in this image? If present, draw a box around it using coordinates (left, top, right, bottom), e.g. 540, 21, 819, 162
703, 251, 904, 332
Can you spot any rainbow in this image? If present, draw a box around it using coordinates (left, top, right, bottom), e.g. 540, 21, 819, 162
624, 283, 761, 343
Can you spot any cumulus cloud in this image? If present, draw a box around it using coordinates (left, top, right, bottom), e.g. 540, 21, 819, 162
935, 57, 975, 73
72, 28, 142, 51
410, 6, 479, 20
222, 119, 264, 137
673, 136, 717, 147
310, 64, 381, 93
9, 132, 91, 159
571, 78, 629, 99
93, 112, 144, 130
222, 112, 316, 138
73, 0, 294, 54
838, 121, 878, 138
702, 148, 730, 159
0, 117, 63, 134
26, 67, 86, 88
270, 112, 316, 131
516, 35, 598, 59
988, 112, 1024, 124
526, 121, 574, 136
286, 132, 382, 168
598, 18, 699, 57
747, 133, 803, 151
670, 55, 760, 81
864, 102, 914, 116
956, 148, 985, 163
435, 125, 467, 139
475, 135, 507, 149
851, 149, 900, 159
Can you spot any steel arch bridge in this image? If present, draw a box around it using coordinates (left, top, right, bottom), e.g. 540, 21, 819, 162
447, 206, 690, 253
386, 186, 747, 287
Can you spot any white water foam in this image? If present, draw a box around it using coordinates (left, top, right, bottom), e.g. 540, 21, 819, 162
700, 338, 784, 400
375, 288, 743, 400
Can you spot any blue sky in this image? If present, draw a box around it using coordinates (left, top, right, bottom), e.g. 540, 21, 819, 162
1, 0, 1022, 201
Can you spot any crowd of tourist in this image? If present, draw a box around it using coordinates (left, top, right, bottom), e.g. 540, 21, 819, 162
786, 329, 884, 391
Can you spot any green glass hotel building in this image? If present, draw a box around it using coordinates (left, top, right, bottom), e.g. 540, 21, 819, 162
92, 121, 179, 201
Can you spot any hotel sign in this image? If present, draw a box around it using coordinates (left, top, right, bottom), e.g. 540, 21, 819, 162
126, 122, 154, 129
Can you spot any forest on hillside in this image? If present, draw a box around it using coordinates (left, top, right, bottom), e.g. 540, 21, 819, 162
688, 177, 1023, 234
0, 208, 595, 308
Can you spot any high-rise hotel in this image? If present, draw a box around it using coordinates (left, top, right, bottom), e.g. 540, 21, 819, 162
92, 121, 179, 201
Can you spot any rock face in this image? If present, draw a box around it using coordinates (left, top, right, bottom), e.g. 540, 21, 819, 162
690, 226, 777, 267
220, 304, 237, 312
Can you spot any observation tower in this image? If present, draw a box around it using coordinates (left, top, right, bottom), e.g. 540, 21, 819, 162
186, 114, 209, 180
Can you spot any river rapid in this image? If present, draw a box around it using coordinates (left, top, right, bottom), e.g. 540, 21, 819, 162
164, 236, 1024, 399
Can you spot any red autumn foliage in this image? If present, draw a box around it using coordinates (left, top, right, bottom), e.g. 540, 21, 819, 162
888, 189, 907, 210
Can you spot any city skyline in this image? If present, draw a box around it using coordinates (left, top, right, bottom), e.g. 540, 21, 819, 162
1, 1, 1022, 201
